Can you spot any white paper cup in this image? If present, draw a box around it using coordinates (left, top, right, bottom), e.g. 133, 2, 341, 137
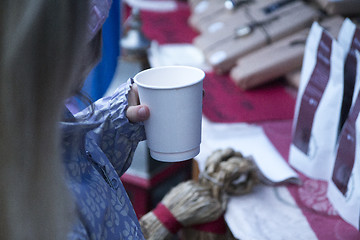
134, 66, 205, 162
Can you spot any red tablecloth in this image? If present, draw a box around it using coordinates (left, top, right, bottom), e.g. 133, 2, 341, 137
139, 2, 360, 239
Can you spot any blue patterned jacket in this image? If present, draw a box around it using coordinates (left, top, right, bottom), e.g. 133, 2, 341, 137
61, 79, 146, 239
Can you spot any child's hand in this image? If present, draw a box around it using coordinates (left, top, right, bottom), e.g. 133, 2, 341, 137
126, 83, 150, 123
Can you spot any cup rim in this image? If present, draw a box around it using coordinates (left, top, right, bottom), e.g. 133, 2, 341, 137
133, 65, 205, 89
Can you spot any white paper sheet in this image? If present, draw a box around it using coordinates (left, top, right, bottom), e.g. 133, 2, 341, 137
148, 41, 212, 71
196, 117, 299, 184
124, 0, 178, 12
225, 184, 318, 240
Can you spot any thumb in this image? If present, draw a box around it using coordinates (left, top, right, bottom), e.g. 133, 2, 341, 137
126, 105, 150, 123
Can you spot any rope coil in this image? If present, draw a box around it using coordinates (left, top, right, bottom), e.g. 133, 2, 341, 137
139, 148, 259, 239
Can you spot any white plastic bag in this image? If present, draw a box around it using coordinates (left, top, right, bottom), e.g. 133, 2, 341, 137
327, 19, 360, 231
289, 22, 345, 180
337, 18, 360, 135
327, 50, 360, 230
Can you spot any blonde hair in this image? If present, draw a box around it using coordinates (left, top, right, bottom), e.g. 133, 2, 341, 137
0, 1, 88, 239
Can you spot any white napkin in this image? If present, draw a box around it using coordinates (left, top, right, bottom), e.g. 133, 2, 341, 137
225, 184, 318, 240
196, 117, 299, 184
148, 41, 211, 71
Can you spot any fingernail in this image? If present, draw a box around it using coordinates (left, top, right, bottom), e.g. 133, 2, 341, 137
138, 106, 147, 120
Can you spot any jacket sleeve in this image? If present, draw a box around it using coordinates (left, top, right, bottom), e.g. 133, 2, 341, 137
74, 78, 146, 176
